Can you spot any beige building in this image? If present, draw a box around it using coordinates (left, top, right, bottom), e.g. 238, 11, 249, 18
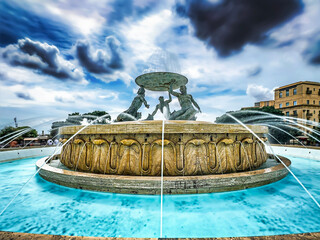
254, 100, 275, 108
274, 81, 320, 123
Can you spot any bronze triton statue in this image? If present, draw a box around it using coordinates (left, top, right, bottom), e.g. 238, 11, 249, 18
118, 72, 201, 121
116, 87, 149, 122
147, 93, 172, 120
169, 82, 201, 120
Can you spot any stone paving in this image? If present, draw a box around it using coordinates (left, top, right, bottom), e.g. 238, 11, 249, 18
0, 231, 319, 240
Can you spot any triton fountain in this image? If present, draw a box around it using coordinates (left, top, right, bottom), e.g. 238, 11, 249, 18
36, 72, 291, 194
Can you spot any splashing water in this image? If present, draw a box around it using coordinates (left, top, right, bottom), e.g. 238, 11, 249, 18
226, 113, 320, 209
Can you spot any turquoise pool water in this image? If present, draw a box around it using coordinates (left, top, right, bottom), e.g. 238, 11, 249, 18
0, 156, 319, 238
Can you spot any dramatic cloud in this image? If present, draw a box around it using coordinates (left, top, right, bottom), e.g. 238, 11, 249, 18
303, 35, 320, 65
1, 38, 85, 82
176, 0, 303, 57
15, 92, 33, 100
1, 0, 320, 129
0, 1, 75, 48
246, 84, 273, 102
76, 36, 123, 74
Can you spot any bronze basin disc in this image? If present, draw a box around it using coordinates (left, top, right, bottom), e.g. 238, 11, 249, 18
135, 72, 188, 91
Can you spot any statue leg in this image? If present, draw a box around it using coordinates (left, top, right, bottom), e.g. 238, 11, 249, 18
169, 109, 184, 120
175, 108, 197, 120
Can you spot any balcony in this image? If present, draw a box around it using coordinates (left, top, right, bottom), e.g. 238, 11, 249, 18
306, 113, 313, 117
290, 114, 298, 117
306, 89, 312, 94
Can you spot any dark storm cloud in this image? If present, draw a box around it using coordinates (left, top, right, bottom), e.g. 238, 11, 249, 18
176, 0, 303, 57
0, 1, 76, 49
15, 92, 33, 100
76, 37, 123, 74
1, 38, 83, 81
303, 36, 320, 65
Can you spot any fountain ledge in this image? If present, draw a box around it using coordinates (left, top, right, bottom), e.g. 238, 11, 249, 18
36, 155, 291, 194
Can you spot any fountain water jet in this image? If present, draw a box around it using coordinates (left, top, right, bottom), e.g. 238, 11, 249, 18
0, 113, 111, 216
226, 113, 320, 209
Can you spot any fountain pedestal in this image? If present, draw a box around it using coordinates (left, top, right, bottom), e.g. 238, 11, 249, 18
36, 120, 291, 194
59, 120, 269, 176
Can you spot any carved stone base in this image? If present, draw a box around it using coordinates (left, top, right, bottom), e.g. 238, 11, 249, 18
36, 155, 291, 194
59, 121, 268, 176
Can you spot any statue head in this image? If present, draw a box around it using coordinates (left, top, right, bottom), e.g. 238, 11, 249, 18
159, 96, 164, 102
180, 85, 187, 94
137, 87, 145, 95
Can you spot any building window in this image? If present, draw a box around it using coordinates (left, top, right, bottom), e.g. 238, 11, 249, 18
293, 88, 297, 95
293, 101, 297, 106
319, 101, 320, 105
286, 112, 289, 116
314, 100, 315, 104
286, 89, 289, 96
307, 100, 310, 104
279, 103, 282, 108
306, 88, 312, 94
266, 102, 269, 106
293, 110, 297, 116
279, 92, 282, 98
286, 102, 289, 106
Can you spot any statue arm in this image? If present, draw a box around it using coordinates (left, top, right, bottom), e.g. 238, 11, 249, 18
151, 105, 159, 116
166, 92, 172, 103
169, 83, 179, 97
191, 95, 201, 113
141, 96, 150, 108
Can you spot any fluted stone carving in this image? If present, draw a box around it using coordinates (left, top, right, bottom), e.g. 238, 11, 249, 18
60, 135, 268, 176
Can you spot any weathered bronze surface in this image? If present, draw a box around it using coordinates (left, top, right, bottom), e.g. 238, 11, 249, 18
169, 83, 201, 120
135, 72, 188, 91
116, 87, 149, 122
59, 121, 268, 176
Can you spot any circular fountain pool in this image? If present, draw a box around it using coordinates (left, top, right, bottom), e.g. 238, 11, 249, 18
0, 155, 319, 238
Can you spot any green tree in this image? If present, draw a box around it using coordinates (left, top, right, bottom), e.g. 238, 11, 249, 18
83, 110, 109, 117
69, 112, 80, 116
0, 126, 38, 140
0, 126, 16, 138
83, 110, 111, 123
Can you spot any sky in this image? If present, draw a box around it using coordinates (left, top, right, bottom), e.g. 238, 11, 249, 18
1, 0, 320, 133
